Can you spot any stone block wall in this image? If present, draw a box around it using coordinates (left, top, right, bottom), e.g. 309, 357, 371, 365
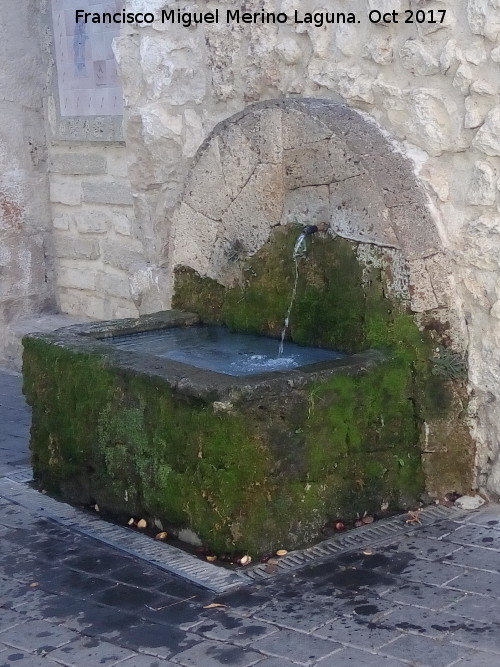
115, 0, 500, 494
48, 143, 144, 321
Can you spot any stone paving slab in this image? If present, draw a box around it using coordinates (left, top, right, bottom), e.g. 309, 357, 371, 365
313, 615, 403, 650
0, 653, 61, 667
379, 536, 463, 562
250, 629, 340, 665
171, 639, 263, 666
382, 604, 466, 639
190, 614, 279, 647
453, 652, 500, 666
444, 545, 500, 573
316, 647, 408, 666
46, 636, 135, 666
442, 525, 500, 550
445, 593, 500, 625
254, 596, 340, 632
380, 582, 467, 611
120, 655, 178, 667
0, 618, 80, 653
445, 569, 500, 597
379, 634, 473, 666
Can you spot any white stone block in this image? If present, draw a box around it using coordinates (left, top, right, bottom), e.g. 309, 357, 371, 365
54, 236, 100, 261
408, 259, 439, 312
220, 163, 284, 255
400, 40, 439, 76
112, 211, 133, 237
364, 35, 394, 65
95, 272, 131, 300
467, 161, 498, 205
473, 106, 500, 156
467, 0, 500, 41
57, 266, 96, 291
74, 211, 110, 235
184, 138, 232, 220
100, 240, 144, 273
465, 95, 492, 129
172, 203, 219, 275
53, 214, 70, 231
50, 182, 82, 206
82, 182, 133, 206
49, 153, 106, 176
281, 186, 330, 227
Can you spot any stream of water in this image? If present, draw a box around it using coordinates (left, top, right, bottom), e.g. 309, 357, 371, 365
278, 231, 307, 356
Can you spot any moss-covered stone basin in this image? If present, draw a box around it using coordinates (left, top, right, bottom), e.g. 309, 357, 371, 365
23, 310, 401, 555
23, 228, 472, 556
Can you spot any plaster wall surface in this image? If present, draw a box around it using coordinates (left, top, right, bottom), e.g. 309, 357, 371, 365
0, 0, 55, 368
114, 0, 500, 494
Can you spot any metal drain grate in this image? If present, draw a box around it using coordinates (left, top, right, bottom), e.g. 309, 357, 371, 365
243, 504, 465, 580
0, 470, 467, 592
4, 466, 34, 484
0, 475, 250, 592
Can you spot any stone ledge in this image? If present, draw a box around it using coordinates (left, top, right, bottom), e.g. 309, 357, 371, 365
49, 153, 107, 176
82, 182, 134, 206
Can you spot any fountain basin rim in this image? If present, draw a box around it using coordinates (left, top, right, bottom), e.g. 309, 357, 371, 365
23, 310, 386, 402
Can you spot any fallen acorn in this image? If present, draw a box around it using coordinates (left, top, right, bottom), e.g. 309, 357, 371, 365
276, 549, 288, 557
206, 554, 217, 563
354, 519, 364, 528
335, 521, 346, 531
362, 515, 374, 525
155, 531, 168, 540
264, 563, 279, 574
239, 555, 252, 566
127, 518, 135, 526
137, 519, 147, 529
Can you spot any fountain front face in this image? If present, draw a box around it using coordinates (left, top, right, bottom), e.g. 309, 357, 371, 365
23, 309, 386, 555
23, 226, 468, 556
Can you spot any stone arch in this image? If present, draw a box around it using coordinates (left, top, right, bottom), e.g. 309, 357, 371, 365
171, 98, 453, 319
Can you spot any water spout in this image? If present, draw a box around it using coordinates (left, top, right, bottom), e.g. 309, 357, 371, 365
279, 223, 329, 355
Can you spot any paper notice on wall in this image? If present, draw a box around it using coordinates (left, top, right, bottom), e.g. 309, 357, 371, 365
51, 0, 123, 117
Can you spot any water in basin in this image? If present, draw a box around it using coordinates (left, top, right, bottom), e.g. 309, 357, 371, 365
107, 326, 345, 376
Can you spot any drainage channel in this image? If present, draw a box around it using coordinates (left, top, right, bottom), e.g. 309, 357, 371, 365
0, 468, 466, 594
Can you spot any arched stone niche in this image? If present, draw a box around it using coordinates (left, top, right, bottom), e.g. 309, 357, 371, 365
171, 98, 454, 317
170, 98, 474, 497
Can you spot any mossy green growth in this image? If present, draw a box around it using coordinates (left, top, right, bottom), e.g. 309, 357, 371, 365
174, 227, 449, 423
23, 227, 456, 556
174, 229, 367, 351
23, 333, 427, 555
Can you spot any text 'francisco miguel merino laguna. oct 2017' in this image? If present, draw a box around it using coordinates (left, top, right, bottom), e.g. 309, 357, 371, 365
74, 7, 448, 28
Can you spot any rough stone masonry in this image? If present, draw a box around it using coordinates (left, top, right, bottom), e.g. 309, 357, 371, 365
113, 0, 500, 496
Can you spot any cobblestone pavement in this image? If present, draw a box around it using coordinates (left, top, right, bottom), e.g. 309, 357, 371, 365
1, 368, 500, 666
